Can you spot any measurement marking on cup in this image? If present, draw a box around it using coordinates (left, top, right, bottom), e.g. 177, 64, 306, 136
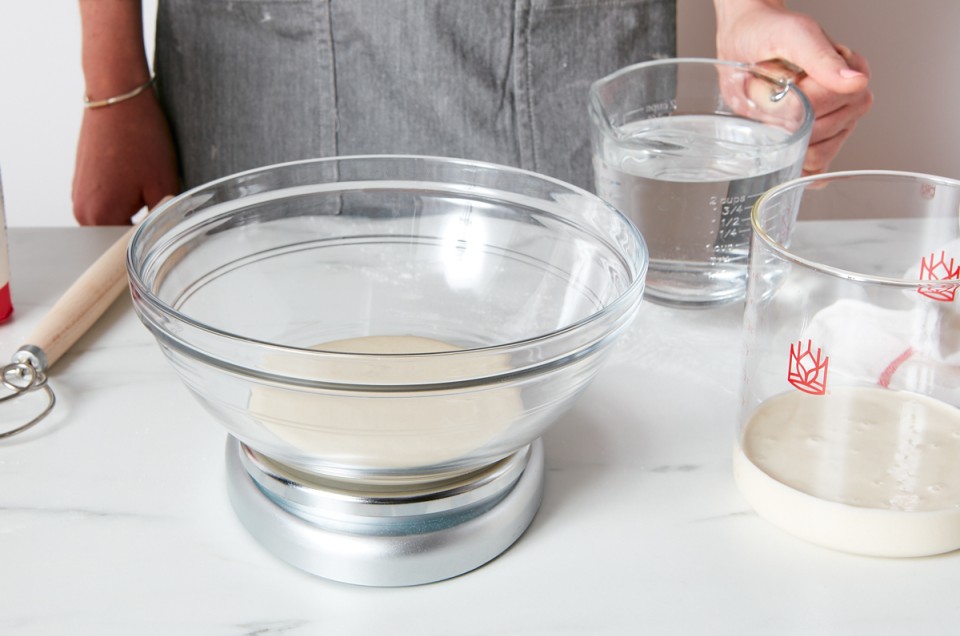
787, 340, 829, 395
641, 99, 677, 116
717, 200, 748, 241
917, 251, 960, 302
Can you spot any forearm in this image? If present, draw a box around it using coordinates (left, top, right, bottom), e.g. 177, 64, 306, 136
78, 0, 150, 100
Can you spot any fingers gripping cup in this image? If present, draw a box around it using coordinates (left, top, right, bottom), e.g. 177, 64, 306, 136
590, 58, 813, 307
737, 171, 960, 557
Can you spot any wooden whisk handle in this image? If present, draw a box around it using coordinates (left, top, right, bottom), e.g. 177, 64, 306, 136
19, 225, 135, 370
16, 197, 172, 372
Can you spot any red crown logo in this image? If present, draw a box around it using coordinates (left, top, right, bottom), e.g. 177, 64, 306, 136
787, 340, 829, 395
918, 251, 960, 302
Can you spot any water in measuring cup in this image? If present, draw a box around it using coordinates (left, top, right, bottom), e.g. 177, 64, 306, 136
593, 114, 801, 306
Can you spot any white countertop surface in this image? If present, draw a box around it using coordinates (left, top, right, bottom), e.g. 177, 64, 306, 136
1, 227, 958, 635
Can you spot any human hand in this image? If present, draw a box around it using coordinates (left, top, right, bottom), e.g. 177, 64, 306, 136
72, 90, 179, 225
714, 0, 873, 175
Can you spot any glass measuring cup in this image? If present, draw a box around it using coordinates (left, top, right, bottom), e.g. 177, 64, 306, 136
590, 58, 813, 307
737, 171, 960, 557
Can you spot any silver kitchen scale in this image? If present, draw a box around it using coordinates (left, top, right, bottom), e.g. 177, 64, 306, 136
225, 437, 545, 586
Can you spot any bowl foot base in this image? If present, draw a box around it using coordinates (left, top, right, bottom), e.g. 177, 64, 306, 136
224, 436, 545, 587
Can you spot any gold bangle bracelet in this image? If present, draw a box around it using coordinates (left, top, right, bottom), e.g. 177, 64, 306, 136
83, 76, 156, 109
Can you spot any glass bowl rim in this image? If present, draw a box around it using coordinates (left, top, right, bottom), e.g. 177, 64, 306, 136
126, 154, 649, 361
588, 56, 815, 152
751, 169, 960, 288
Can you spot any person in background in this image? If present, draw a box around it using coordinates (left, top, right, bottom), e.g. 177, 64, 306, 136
72, 0, 871, 226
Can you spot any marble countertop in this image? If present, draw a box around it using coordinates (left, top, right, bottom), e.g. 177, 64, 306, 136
1, 227, 958, 635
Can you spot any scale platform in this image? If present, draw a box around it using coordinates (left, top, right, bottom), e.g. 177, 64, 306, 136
225, 436, 545, 586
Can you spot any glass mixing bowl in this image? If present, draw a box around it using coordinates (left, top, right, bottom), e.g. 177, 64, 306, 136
127, 156, 648, 485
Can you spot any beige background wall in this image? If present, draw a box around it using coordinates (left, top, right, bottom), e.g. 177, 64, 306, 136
1, 1, 958, 226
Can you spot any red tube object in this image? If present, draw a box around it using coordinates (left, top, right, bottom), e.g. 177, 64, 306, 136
0, 282, 10, 322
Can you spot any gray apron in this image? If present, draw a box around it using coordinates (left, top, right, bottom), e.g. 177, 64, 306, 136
154, 0, 676, 192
